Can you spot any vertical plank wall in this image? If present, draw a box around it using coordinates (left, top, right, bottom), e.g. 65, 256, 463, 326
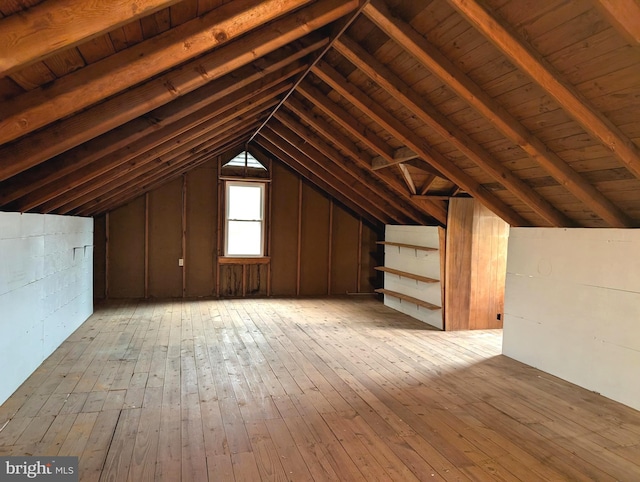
445, 198, 509, 330
503, 228, 640, 411
94, 158, 379, 298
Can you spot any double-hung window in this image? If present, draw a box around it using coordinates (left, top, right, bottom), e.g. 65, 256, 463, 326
225, 181, 265, 257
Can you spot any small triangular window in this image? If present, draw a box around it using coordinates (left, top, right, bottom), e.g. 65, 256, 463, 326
223, 151, 266, 170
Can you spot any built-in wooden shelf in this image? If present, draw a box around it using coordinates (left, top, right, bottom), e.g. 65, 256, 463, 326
375, 288, 441, 310
376, 241, 438, 252
374, 266, 438, 283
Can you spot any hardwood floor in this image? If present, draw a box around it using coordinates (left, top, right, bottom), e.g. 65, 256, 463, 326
1, 298, 639, 481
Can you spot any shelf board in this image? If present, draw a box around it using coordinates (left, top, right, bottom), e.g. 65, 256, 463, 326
375, 288, 441, 310
376, 241, 438, 252
374, 266, 438, 283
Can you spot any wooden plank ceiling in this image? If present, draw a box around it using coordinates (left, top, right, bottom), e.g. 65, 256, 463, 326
0, 0, 638, 227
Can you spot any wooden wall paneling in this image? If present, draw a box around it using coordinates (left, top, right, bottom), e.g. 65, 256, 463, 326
268, 161, 300, 296
300, 182, 330, 295
445, 198, 509, 330
148, 178, 183, 298
216, 156, 223, 297
357, 219, 363, 293
247, 264, 268, 296
108, 198, 145, 298
105, 212, 110, 299
220, 265, 243, 297
444, 199, 474, 331
144, 192, 149, 299
327, 200, 333, 295
438, 226, 447, 328
361, 223, 380, 293
330, 204, 359, 295
185, 160, 217, 297
182, 174, 187, 298
296, 178, 303, 296
93, 214, 106, 300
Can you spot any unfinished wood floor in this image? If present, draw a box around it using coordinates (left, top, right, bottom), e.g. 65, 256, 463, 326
1, 298, 639, 481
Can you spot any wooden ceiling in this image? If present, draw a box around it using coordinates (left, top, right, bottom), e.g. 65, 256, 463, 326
0, 0, 638, 227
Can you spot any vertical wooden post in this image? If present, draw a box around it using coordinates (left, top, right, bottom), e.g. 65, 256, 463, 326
327, 199, 334, 296
267, 156, 273, 297
216, 156, 223, 298
105, 212, 110, 300
296, 178, 302, 297
357, 218, 363, 293
182, 174, 187, 298
144, 192, 149, 299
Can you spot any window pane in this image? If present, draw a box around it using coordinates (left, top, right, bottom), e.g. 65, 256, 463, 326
227, 221, 262, 255
228, 185, 262, 220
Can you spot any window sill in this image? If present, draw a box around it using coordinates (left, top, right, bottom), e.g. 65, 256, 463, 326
218, 256, 270, 265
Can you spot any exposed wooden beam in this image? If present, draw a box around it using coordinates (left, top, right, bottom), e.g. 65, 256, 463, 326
248, 0, 370, 143
0, 47, 315, 206
335, 35, 573, 227
312, 61, 527, 226
6, 80, 292, 211
288, 91, 448, 225
398, 164, 417, 195
0, 0, 354, 182
371, 147, 419, 169
28, 100, 276, 213
273, 110, 426, 223
592, 0, 640, 46
0, 0, 312, 145
419, 174, 438, 196
78, 134, 249, 216
255, 136, 383, 227
0, 0, 182, 76
447, 0, 640, 183
365, 0, 633, 228
262, 124, 399, 224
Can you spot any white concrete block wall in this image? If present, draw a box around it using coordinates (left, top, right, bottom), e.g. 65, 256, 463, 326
503, 228, 640, 411
0, 212, 93, 405
382, 225, 443, 329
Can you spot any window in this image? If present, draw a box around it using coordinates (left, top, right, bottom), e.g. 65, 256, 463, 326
225, 181, 265, 257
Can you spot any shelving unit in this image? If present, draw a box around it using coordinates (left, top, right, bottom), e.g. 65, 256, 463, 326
378, 225, 444, 329
374, 266, 438, 284
375, 288, 440, 310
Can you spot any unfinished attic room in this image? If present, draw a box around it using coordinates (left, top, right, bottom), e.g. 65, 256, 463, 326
2, 0, 640, 479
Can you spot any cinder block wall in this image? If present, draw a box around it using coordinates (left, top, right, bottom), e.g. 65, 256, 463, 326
0, 212, 93, 405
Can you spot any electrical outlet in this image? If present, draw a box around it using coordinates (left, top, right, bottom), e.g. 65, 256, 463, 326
178, 258, 184, 267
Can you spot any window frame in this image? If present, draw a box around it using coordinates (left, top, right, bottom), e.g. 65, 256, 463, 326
224, 180, 266, 258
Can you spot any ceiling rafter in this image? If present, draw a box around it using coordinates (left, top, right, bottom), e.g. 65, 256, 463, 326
334, 35, 573, 227
592, 0, 640, 46
312, 61, 528, 226
272, 109, 430, 223
79, 130, 253, 216
255, 136, 384, 226
262, 124, 400, 224
11, 92, 282, 212
290, 88, 448, 224
364, 0, 633, 228
447, 0, 640, 181
0, 0, 183, 76
0, 0, 313, 145
0, 0, 352, 182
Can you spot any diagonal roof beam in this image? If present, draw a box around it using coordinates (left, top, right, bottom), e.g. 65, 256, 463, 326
0, 0, 313, 145
263, 124, 400, 224
73, 128, 256, 216
447, 0, 640, 182
275, 109, 431, 223
364, 0, 633, 228
256, 136, 383, 226
0, 61, 305, 207
0, 0, 353, 182
334, 35, 572, 227
248, 0, 369, 143
290, 89, 448, 224
592, 0, 640, 46
0, 0, 183, 76
312, 61, 528, 226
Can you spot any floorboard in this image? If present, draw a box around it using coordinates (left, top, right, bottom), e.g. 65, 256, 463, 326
1, 298, 639, 481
